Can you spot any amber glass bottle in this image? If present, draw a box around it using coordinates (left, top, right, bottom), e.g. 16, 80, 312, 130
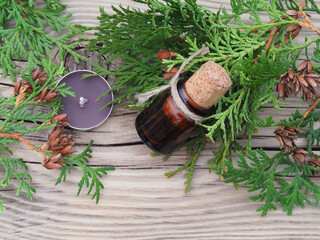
136, 81, 209, 154
135, 61, 232, 154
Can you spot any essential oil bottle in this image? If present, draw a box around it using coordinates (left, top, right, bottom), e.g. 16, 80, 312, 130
135, 61, 232, 154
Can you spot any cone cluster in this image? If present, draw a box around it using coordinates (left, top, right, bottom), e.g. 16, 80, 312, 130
274, 126, 320, 174
42, 114, 75, 170
13, 69, 60, 104
277, 60, 320, 100
155, 49, 183, 80
274, 126, 300, 153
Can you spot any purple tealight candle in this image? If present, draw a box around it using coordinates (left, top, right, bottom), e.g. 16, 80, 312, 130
56, 70, 113, 130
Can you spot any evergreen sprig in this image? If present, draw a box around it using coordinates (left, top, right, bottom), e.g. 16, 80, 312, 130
0, 156, 35, 202
165, 129, 206, 193
214, 146, 320, 216
0, 62, 60, 211
213, 104, 320, 215
0, 0, 85, 80
78, 0, 320, 215
56, 140, 115, 203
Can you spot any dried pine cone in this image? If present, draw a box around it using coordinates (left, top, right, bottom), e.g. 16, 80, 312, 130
277, 60, 320, 100
13, 80, 33, 95
42, 154, 64, 170
284, 24, 302, 43
274, 126, 301, 153
298, 73, 320, 101
47, 121, 74, 154
32, 69, 47, 85
282, 10, 299, 20
278, 70, 295, 99
47, 113, 70, 127
292, 148, 310, 165
34, 87, 60, 103
13, 69, 48, 97
297, 59, 312, 75
162, 67, 180, 80
42, 117, 75, 170
47, 132, 74, 152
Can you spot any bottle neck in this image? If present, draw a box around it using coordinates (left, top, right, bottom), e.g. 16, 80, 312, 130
177, 81, 213, 117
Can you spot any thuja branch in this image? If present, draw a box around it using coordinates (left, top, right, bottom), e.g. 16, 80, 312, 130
56, 140, 115, 204
0, 128, 47, 159
165, 132, 206, 193
0, 0, 85, 79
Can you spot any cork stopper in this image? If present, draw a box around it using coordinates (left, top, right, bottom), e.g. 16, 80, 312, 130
184, 61, 232, 109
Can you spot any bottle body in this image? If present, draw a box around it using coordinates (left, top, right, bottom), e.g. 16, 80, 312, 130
135, 82, 207, 154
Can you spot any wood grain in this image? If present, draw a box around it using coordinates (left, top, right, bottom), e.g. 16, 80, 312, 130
1, 0, 320, 239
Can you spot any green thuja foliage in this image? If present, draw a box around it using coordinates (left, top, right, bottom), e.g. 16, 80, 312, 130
165, 129, 206, 193
79, 0, 320, 215
214, 106, 320, 216
0, 0, 85, 80
214, 149, 320, 216
0, 60, 114, 212
56, 140, 115, 204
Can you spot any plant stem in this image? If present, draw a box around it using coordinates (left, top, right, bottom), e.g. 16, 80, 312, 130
0, 128, 47, 159
302, 96, 320, 122
299, 7, 320, 35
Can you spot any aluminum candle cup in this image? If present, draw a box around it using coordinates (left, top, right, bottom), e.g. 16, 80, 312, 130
56, 70, 113, 130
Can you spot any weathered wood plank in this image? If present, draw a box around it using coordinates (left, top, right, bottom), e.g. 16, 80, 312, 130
2, 0, 320, 239
1, 164, 320, 240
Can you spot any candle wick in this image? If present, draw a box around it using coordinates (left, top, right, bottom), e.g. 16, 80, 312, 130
79, 97, 88, 108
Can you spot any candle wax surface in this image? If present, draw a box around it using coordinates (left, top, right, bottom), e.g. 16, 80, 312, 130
57, 71, 113, 130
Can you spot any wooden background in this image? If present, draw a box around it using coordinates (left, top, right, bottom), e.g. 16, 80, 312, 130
1, 0, 320, 239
